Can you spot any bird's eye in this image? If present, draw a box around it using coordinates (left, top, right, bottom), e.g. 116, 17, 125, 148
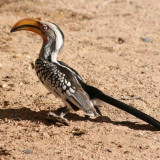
43, 25, 49, 30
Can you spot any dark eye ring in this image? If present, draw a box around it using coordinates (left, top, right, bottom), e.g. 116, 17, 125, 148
43, 25, 49, 30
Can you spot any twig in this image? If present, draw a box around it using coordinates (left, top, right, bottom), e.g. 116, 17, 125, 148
120, 97, 141, 101
102, 0, 117, 6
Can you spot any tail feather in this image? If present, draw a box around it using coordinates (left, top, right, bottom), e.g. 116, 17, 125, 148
82, 83, 160, 129
98, 93, 160, 129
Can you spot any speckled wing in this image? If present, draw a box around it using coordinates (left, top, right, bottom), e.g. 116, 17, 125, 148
58, 61, 83, 81
56, 61, 98, 116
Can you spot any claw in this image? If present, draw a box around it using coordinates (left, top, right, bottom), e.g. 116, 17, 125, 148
47, 111, 69, 126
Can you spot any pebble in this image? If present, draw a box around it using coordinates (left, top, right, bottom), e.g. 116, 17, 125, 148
13, 54, 21, 58
140, 37, 152, 43
25, 55, 31, 59
1, 84, 7, 88
106, 149, 112, 153
8, 83, 14, 88
20, 82, 24, 85
0, 147, 11, 156
118, 37, 125, 44
42, 132, 50, 138
22, 149, 33, 154
71, 128, 87, 136
4, 101, 10, 107
124, 150, 129, 154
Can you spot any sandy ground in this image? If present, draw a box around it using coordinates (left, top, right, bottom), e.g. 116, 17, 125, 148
0, 0, 160, 159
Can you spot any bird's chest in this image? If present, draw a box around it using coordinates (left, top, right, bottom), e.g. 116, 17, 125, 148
35, 58, 73, 97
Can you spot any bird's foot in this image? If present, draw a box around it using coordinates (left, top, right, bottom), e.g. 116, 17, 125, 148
47, 111, 69, 126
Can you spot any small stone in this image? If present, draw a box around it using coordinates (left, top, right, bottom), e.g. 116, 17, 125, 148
13, 54, 21, 58
20, 82, 23, 85
4, 118, 10, 123
106, 149, 112, 153
34, 127, 40, 132
25, 55, 31, 59
1, 84, 7, 88
4, 101, 9, 107
140, 37, 152, 43
0, 147, 11, 156
39, 94, 46, 98
8, 83, 14, 88
124, 150, 129, 154
42, 132, 50, 138
118, 37, 125, 44
72, 128, 87, 136
22, 149, 33, 154
117, 144, 122, 148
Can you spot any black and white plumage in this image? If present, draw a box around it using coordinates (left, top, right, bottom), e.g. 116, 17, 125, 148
11, 18, 160, 128
35, 58, 98, 118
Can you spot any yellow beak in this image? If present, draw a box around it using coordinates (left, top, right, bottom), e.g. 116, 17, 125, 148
10, 18, 46, 41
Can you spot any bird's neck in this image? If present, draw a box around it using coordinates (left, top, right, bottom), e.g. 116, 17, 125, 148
39, 39, 59, 62
39, 24, 64, 62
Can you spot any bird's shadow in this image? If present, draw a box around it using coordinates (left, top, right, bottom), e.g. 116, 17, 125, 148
0, 107, 159, 131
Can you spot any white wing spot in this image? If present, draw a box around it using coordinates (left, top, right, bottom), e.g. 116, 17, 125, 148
66, 82, 71, 87
69, 87, 75, 93
64, 79, 67, 84
62, 85, 67, 90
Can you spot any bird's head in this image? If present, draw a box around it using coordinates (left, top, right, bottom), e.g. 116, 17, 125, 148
10, 18, 64, 51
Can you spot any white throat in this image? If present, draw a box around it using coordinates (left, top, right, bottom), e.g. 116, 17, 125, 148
39, 22, 64, 63
50, 24, 63, 62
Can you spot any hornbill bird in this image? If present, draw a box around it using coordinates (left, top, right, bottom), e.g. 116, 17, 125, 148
10, 18, 160, 129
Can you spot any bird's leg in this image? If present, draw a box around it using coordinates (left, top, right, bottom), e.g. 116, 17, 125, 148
47, 107, 70, 125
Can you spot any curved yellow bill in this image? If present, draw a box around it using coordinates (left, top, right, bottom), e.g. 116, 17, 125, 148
10, 18, 46, 41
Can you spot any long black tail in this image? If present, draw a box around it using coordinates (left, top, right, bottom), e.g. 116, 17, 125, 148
98, 93, 160, 129
82, 83, 160, 129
